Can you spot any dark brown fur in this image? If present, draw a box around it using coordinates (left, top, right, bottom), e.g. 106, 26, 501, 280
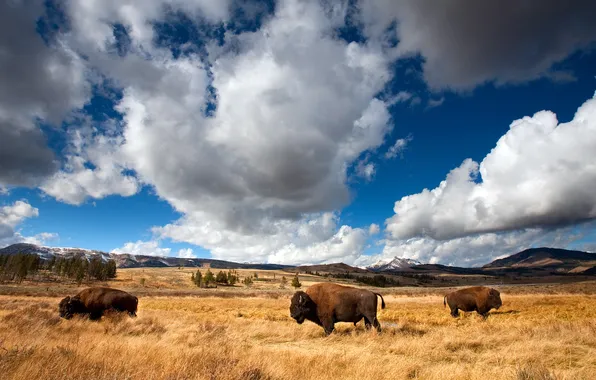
444, 286, 502, 318
59, 287, 138, 320
290, 283, 386, 335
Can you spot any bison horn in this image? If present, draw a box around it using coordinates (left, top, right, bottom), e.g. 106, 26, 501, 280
299, 295, 303, 304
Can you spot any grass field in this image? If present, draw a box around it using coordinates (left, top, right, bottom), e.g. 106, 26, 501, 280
0, 268, 595, 380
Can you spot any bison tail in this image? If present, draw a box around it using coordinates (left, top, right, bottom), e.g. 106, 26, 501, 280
443, 296, 446, 308
375, 293, 386, 309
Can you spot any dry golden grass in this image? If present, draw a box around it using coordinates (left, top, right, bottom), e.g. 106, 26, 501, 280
0, 270, 595, 380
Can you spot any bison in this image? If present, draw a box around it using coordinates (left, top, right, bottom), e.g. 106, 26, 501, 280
443, 286, 502, 318
59, 287, 138, 320
290, 283, 386, 335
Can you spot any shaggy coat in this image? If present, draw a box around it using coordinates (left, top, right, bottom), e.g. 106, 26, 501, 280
444, 286, 502, 318
59, 287, 138, 320
290, 283, 386, 335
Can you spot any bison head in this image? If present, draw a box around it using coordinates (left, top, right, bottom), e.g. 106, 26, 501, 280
488, 288, 502, 310
59, 296, 84, 319
290, 291, 315, 324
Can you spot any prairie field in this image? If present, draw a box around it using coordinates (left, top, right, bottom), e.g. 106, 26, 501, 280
0, 268, 595, 380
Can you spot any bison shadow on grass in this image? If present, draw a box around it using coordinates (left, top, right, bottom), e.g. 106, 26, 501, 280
59, 287, 138, 321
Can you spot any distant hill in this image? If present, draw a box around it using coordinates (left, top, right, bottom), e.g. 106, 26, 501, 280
0, 243, 291, 270
293, 262, 368, 274
483, 247, 596, 270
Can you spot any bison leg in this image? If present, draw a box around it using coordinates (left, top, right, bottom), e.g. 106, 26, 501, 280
450, 307, 459, 318
89, 311, 103, 321
363, 314, 381, 332
478, 311, 489, 320
372, 317, 381, 333
363, 316, 372, 330
320, 317, 335, 336
129, 311, 137, 317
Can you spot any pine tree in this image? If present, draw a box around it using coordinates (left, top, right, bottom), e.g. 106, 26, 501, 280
280, 276, 288, 289
243, 276, 253, 288
106, 260, 117, 279
76, 262, 86, 284
203, 269, 215, 287
216, 270, 228, 284
291, 274, 301, 289
227, 270, 238, 285
16, 255, 29, 283
47, 256, 56, 271
194, 270, 203, 287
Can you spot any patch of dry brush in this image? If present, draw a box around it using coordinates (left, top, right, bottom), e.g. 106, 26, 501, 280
0, 286, 595, 380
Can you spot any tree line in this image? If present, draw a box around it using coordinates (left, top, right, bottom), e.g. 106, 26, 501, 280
306, 271, 402, 287
192, 269, 239, 288
191, 269, 302, 289
0, 253, 117, 284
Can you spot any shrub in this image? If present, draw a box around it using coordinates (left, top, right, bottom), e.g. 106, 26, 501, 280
203, 269, 216, 288
291, 274, 301, 289
227, 270, 238, 285
192, 270, 203, 287
216, 270, 228, 284
243, 276, 253, 288
280, 276, 288, 289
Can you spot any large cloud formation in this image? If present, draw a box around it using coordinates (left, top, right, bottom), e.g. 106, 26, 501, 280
358, 0, 596, 89
67, 0, 393, 264
378, 93, 596, 266
3, 0, 596, 266
386, 95, 596, 241
0, 0, 89, 187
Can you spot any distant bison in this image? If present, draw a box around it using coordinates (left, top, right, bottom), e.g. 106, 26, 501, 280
290, 283, 386, 335
444, 286, 502, 318
59, 287, 138, 320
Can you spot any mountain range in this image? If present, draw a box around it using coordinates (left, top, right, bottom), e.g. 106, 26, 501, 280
0, 243, 291, 270
0, 243, 594, 276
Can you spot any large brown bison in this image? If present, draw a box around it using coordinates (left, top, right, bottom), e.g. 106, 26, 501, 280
290, 283, 386, 335
59, 287, 138, 320
443, 286, 502, 318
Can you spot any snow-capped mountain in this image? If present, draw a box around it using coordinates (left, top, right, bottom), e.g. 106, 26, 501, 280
0, 243, 112, 262
0, 243, 291, 270
367, 256, 422, 272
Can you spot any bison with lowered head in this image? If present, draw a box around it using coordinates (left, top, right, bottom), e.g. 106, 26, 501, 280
290, 283, 386, 335
59, 287, 138, 320
444, 286, 502, 318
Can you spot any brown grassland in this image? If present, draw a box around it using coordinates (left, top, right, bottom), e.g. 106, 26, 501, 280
0, 267, 595, 380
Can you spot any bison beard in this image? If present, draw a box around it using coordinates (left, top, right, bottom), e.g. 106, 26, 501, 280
290, 283, 386, 335
59, 287, 138, 321
444, 286, 502, 319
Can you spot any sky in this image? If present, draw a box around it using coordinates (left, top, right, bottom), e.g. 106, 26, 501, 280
1, 0, 596, 267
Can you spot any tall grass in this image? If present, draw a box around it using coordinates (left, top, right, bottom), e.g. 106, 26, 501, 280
0, 283, 595, 379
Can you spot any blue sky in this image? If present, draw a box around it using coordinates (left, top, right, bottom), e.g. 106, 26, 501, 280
1, 0, 596, 267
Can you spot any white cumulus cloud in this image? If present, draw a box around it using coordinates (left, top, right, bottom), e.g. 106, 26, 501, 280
368, 223, 380, 235
385, 135, 412, 159
155, 212, 368, 265
112, 240, 171, 257
386, 94, 596, 242
0, 200, 57, 247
